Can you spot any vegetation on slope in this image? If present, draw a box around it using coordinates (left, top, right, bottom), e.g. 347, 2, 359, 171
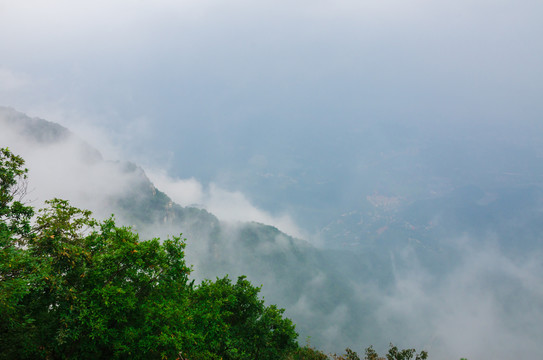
0, 148, 297, 359
1, 147, 440, 359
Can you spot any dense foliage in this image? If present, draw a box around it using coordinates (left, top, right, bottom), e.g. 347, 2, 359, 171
0, 148, 297, 359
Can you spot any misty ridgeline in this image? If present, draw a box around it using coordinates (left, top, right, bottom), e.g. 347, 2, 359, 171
1, 107, 543, 359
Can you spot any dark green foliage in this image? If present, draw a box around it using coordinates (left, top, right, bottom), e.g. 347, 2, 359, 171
3, 198, 196, 359
191, 275, 298, 360
0, 148, 36, 359
0, 147, 34, 237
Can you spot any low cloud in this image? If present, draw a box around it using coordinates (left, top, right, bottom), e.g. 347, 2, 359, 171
0, 108, 306, 240
149, 170, 204, 206
372, 239, 543, 360
0, 121, 138, 221
148, 170, 306, 239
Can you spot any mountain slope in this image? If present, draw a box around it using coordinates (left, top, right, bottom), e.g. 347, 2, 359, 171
0, 106, 366, 351
3, 106, 543, 359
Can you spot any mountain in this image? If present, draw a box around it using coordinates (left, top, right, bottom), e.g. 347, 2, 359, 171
0, 106, 370, 352
2, 106, 543, 359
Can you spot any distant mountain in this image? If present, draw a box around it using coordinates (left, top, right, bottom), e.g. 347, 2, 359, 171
3, 106, 542, 359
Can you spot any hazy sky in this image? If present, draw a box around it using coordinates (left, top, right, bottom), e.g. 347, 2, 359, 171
1, 0, 543, 230
2, 3, 543, 358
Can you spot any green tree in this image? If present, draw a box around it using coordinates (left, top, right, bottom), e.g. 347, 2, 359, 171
0, 148, 36, 359
0, 147, 33, 237
191, 275, 298, 360
385, 344, 428, 360
360, 344, 427, 360
7, 198, 196, 359
364, 345, 382, 360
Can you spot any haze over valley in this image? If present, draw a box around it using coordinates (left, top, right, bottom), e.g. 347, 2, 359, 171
2, 1, 543, 359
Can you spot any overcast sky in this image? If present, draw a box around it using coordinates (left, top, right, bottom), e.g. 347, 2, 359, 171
2, 3, 543, 358
1, 0, 543, 229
